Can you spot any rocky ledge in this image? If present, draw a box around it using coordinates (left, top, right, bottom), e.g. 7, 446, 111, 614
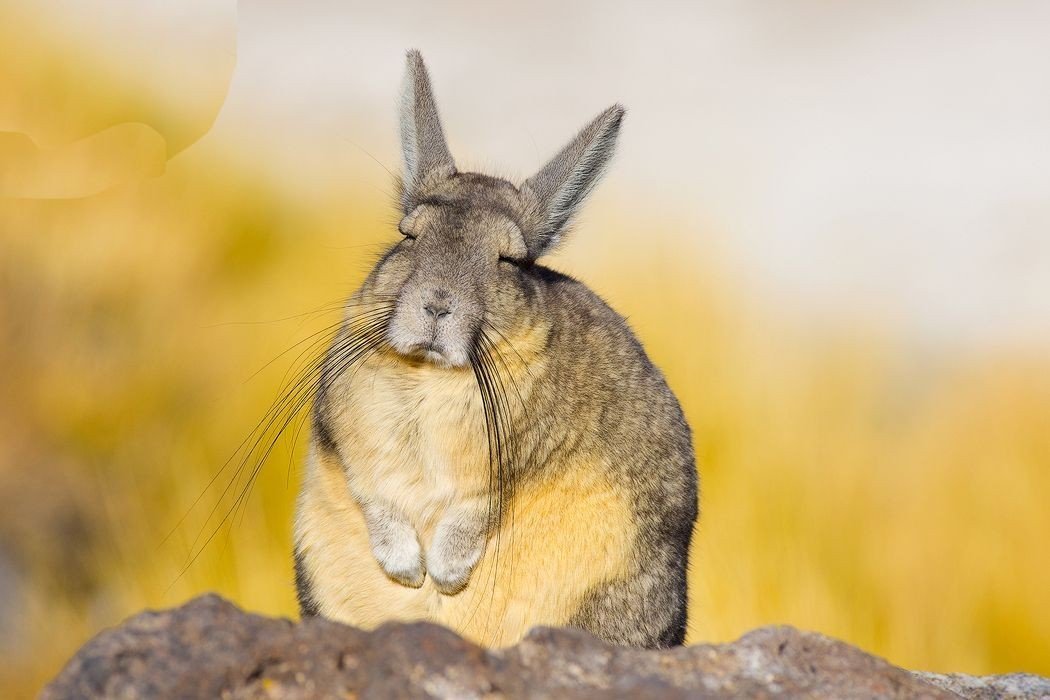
42, 595, 1048, 699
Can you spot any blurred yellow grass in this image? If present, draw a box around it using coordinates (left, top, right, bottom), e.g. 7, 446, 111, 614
1, 16, 1048, 698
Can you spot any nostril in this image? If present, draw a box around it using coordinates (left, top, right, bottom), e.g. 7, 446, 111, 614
424, 303, 451, 320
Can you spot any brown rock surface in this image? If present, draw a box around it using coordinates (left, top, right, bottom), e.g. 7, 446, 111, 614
42, 594, 1049, 699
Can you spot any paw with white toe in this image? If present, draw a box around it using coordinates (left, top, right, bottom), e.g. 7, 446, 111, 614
427, 510, 487, 595
372, 530, 426, 588
362, 501, 426, 588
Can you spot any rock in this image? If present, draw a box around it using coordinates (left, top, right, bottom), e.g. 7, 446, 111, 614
42, 594, 1048, 699
914, 672, 1050, 700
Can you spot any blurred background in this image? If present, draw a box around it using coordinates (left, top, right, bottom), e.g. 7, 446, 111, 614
2, 1, 1048, 695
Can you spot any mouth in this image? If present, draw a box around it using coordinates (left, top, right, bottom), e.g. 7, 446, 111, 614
406, 340, 452, 365
385, 320, 469, 367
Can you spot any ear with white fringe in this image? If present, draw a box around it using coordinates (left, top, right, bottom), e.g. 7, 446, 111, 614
399, 50, 455, 211
521, 104, 625, 258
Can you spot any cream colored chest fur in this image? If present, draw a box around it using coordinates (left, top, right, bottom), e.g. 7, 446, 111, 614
330, 357, 489, 539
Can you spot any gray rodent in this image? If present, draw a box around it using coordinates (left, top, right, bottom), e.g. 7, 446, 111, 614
294, 50, 698, 648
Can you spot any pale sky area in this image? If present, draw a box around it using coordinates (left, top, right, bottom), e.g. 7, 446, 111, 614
30, 1, 1050, 348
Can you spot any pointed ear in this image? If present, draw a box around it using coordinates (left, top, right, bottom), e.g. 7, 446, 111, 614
399, 50, 455, 211
520, 104, 624, 257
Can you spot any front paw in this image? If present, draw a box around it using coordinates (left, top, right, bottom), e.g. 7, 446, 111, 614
372, 534, 426, 588
427, 533, 484, 595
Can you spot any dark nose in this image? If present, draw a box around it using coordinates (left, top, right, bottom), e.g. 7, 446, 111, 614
424, 302, 451, 320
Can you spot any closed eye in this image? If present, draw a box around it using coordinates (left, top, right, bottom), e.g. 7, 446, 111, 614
498, 256, 525, 267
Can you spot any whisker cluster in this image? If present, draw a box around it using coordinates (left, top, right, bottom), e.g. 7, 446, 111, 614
463, 324, 527, 638
166, 295, 397, 586
169, 294, 531, 626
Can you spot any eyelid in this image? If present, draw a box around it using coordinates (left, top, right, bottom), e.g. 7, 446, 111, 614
398, 206, 424, 239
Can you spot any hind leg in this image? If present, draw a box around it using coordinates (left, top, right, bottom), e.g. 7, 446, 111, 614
434, 463, 638, 647
567, 547, 690, 648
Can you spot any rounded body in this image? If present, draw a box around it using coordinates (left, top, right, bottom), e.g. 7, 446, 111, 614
294, 266, 698, 648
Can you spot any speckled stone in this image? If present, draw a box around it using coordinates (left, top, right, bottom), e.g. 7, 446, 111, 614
42, 595, 1046, 699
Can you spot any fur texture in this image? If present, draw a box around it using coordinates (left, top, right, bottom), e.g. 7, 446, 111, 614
294, 50, 698, 649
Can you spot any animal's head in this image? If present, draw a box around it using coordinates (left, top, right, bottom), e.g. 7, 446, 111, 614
370, 50, 624, 367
